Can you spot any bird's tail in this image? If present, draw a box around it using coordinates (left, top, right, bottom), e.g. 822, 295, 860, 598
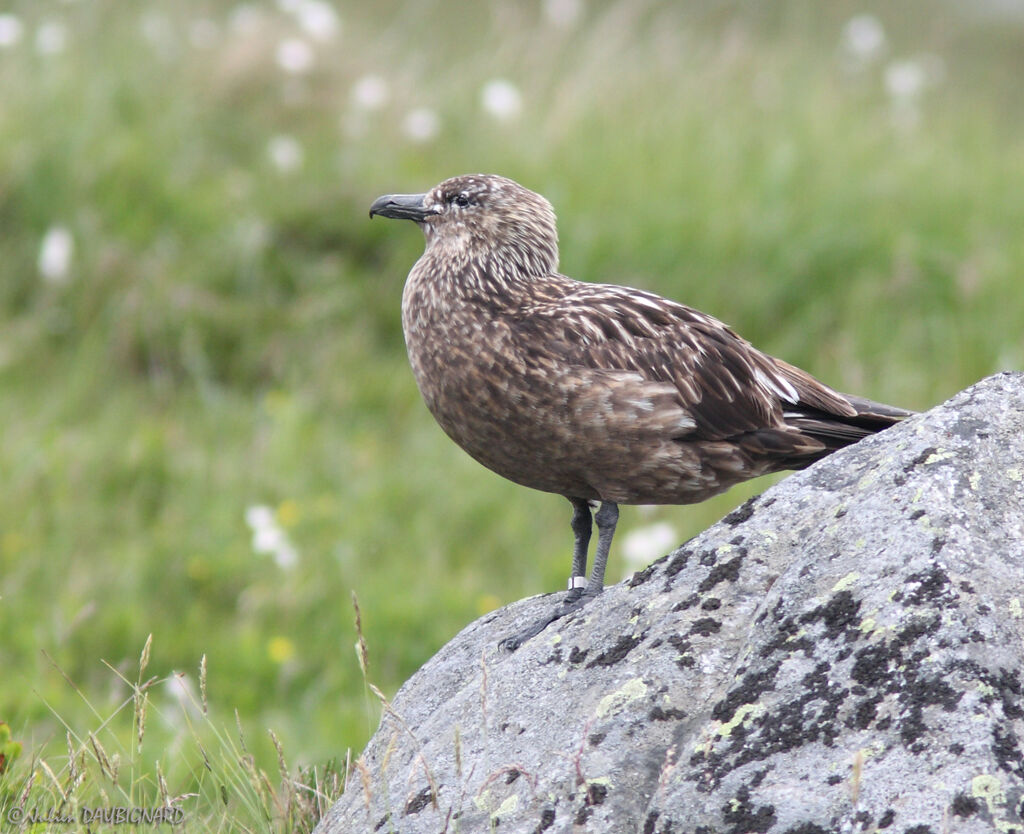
782, 393, 914, 459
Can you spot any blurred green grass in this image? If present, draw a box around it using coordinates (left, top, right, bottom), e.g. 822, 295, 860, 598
1, 0, 1023, 824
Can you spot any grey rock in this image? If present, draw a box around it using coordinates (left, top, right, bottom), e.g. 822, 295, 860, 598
315, 373, 1024, 834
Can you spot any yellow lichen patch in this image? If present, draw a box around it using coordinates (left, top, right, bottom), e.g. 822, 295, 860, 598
858, 617, 877, 633
972, 774, 1005, 815
924, 450, 956, 465
856, 471, 879, 491
495, 795, 518, 817
1009, 599, 1022, 619
832, 572, 861, 593
716, 702, 764, 737
1007, 468, 1022, 483
596, 678, 648, 718
969, 471, 981, 491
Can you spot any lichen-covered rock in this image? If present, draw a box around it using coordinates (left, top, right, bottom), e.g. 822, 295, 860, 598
315, 373, 1024, 834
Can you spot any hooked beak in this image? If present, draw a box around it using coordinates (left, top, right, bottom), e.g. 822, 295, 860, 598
368, 192, 438, 222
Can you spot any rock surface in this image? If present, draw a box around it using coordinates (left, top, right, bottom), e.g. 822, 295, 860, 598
315, 373, 1024, 834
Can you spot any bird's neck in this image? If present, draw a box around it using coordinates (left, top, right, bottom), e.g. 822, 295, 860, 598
409, 245, 546, 309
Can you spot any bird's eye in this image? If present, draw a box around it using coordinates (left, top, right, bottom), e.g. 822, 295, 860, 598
453, 193, 471, 208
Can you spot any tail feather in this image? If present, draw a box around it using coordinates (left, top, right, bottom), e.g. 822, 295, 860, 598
783, 394, 914, 454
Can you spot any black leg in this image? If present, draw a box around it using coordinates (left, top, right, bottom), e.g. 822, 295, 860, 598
498, 498, 610, 652
585, 501, 618, 596
566, 497, 592, 602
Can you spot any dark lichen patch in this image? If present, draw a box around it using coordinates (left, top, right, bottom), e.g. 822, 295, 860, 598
643, 811, 659, 834
567, 646, 589, 665
798, 590, 862, 641
690, 617, 722, 637
722, 785, 776, 834
586, 632, 646, 668
993, 722, 1024, 778
586, 783, 608, 806
904, 826, 935, 834
542, 646, 563, 665
588, 731, 606, 747
908, 509, 926, 521
981, 667, 1024, 719
649, 705, 688, 721
701, 597, 722, 611
851, 642, 900, 688
877, 808, 895, 828
404, 786, 434, 816
847, 693, 884, 729
374, 812, 391, 831
700, 549, 719, 566
902, 564, 956, 606
668, 634, 696, 669
724, 497, 757, 526
672, 593, 700, 612
825, 774, 843, 786
698, 553, 745, 593
694, 660, 854, 788
505, 769, 521, 784
951, 792, 981, 817
533, 808, 556, 833
663, 548, 693, 580
752, 661, 850, 751
897, 670, 962, 751
904, 446, 938, 473
782, 824, 829, 834
759, 613, 815, 658
630, 563, 658, 587
711, 663, 782, 723
894, 613, 941, 647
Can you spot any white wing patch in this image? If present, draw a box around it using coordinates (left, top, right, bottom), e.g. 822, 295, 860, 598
754, 367, 799, 404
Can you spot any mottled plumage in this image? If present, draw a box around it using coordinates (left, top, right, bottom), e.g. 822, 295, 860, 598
369, 174, 911, 649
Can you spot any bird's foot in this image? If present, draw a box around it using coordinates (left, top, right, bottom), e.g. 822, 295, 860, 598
498, 591, 594, 652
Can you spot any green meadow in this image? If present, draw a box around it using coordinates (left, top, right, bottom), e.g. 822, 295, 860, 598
1, 1, 1022, 829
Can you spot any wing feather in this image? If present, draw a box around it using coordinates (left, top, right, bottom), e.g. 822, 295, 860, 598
514, 280, 852, 443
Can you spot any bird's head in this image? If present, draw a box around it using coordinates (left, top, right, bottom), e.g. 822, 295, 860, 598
369, 174, 559, 277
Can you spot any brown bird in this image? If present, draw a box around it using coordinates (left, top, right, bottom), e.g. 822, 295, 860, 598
369, 174, 911, 650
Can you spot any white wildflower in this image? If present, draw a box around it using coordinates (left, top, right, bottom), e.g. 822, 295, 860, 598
35, 20, 67, 55
164, 673, 203, 719
885, 58, 929, 131
294, 0, 339, 42
245, 504, 299, 569
0, 14, 24, 47
351, 74, 390, 111
267, 135, 303, 173
275, 36, 314, 74
402, 107, 440, 143
840, 14, 885, 65
621, 521, 678, 577
885, 59, 926, 100
38, 226, 74, 285
543, 0, 583, 28
481, 79, 522, 122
